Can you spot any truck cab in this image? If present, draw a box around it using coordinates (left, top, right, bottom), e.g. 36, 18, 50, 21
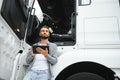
0, 0, 120, 80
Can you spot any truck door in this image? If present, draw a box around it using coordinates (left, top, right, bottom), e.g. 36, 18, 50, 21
77, 0, 120, 48
0, 0, 35, 80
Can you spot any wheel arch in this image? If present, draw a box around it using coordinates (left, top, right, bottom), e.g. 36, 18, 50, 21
55, 61, 115, 80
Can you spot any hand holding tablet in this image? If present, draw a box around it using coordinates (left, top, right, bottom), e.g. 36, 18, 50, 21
32, 46, 49, 54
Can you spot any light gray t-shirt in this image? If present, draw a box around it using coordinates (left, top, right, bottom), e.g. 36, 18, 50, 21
31, 43, 48, 70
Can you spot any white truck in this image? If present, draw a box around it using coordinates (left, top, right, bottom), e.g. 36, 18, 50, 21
0, 0, 120, 80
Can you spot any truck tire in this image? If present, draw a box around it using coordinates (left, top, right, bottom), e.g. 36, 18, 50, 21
66, 72, 105, 80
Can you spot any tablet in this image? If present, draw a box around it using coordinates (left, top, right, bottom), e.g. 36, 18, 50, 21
32, 45, 49, 54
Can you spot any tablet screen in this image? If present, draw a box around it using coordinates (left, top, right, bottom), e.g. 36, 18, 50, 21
32, 46, 49, 54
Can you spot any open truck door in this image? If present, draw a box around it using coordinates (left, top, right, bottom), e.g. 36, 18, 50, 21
0, 0, 35, 80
